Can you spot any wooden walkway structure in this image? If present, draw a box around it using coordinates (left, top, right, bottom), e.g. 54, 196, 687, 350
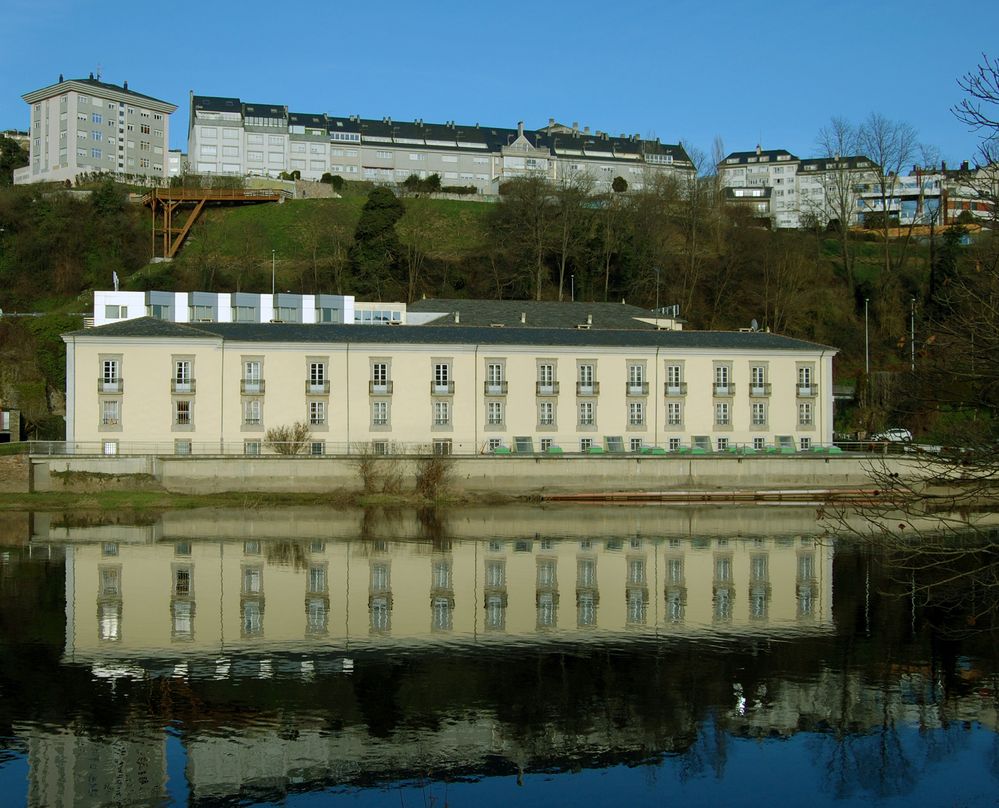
142, 187, 291, 259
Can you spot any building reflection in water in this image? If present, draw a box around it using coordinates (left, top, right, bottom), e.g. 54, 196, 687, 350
60, 531, 833, 660
6, 507, 999, 806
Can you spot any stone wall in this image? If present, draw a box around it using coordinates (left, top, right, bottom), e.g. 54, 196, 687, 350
27, 453, 918, 496
0, 453, 30, 494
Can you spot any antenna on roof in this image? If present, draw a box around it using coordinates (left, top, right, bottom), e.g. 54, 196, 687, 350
96, 63, 102, 82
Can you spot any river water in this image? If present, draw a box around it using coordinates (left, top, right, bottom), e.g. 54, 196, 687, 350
0, 505, 997, 806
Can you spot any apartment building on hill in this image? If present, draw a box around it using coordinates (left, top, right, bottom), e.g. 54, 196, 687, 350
187, 93, 694, 193
16, 75, 177, 186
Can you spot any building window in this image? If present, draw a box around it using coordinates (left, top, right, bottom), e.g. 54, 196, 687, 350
173, 360, 193, 393
717, 437, 729, 451
101, 399, 120, 426
174, 400, 192, 426
665, 364, 684, 395
372, 401, 388, 426
487, 401, 503, 425
370, 362, 390, 393
667, 401, 682, 426
797, 366, 814, 395
714, 365, 731, 395
627, 364, 646, 395
433, 362, 452, 394
577, 363, 597, 395
244, 399, 262, 426
538, 400, 555, 427
175, 439, 192, 455
537, 363, 556, 395
578, 400, 594, 426
580, 438, 593, 452
433, 400, 450, 426
752, 402, 767, 426
242, 360, 263, 393
750, 365, 769, 395
309, 441, 325, 456
668, 437, 681, 451
628, 401, 644, 426
753, 437, 766, 451
798, 403, 813, 426
309, 400, 326, 426
244, 440, 261, 456
715, 402, 730, 426
800, 437, 812, 451
433, 439, 452, 456
101, 358, 122, 392
485, 362, 505, 394
308, 362, 328, 394
630, 437, 644, 452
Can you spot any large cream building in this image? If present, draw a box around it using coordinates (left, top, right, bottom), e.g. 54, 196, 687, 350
63, 314, 836, 455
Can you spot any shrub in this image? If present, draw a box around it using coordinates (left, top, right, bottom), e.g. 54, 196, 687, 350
264, 422, 310, 455
415, 454, 454, 500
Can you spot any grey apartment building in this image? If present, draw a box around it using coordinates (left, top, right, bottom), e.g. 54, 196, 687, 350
188, 93, 694, 193
16, 75, 177, 185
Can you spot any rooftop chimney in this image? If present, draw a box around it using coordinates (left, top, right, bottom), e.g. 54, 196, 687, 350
123, 80, 128, 90
584, 126, 590, 134
572, 121, 579, 131
755, 144, 762, 156
520, 312, 526, 324
586, 314, 593, 325
59, 73, 64, 83
89, 72, 94, 80
549, 117, 555, 127
454, 311, 460, 324
517, 121, 524, 137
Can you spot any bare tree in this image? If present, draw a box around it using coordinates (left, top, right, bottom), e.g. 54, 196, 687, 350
551, 169, 594, 301
490, 175, 557, 300
953, 54, 999, 226
857, 113, 919, 275
814, 118, 864, 296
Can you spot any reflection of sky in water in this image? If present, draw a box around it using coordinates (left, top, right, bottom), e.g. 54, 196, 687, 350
0, 507, 997, 806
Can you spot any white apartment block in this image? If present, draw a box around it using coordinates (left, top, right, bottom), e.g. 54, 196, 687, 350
188, 93, 694, 193
17, 74, 177, 186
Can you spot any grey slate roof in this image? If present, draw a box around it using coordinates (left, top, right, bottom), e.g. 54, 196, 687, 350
798, 155, 876, 172
25, 77, 176, 109
720, 149, 799, 166
67, 317, 836, 353
189, 94, 691, 165
408, 298, 668, 329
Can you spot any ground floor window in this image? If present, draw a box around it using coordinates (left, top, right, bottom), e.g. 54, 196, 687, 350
716, 437, 729, 451
753, 436, 766, 450
580, 438, 593, 452
174, 439, 192, 455
800, 437, 812, 451
310, 441, 325, 456
244, 440, 261, 456
668, 437, 681, 451
630, 437, 644, 452
433, 439, 452, 456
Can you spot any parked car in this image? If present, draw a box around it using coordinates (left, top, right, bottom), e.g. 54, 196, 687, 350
870, 428, 913, 443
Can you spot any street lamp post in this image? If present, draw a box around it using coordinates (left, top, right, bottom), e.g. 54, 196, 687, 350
271, 250, 276, 296
864, 298, 870, 376
910, 297, 915, 372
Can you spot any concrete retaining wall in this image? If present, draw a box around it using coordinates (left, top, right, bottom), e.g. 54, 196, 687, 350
27, 453, 919, 496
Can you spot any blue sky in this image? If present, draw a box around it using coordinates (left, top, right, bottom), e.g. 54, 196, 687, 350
3, 0, 997, 168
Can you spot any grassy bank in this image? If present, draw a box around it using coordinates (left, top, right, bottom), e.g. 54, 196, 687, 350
0, 489, 515, 513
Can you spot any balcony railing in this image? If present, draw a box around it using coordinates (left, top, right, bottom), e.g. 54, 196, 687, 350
664, 382, 687, 396
306, 380, 331, 395
484, 381, 508, 395
98, 377, 123, 393
627, 382, 650, 396
576, 381, 600, 396
171, 379, 196, 394
431, 381, 455, 395
241, 379, 265, 394
797, 384, 818, 397
369, 380, 394, 395
536, 382, 559, 396
749, 383, 771, 396
713, 383, 735, 396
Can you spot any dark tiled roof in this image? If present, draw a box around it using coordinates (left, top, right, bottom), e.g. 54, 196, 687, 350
289, 112, 326, 128
64, 319, 217, 339
720, 149, 799, 166
798, 155, 876, 172
408, 299, 666, 329
68, 77, 171, 106
25, 77, 176, 110
69, 317, 836, 353
244, 103, 287, 119
192, 95, 242, 114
